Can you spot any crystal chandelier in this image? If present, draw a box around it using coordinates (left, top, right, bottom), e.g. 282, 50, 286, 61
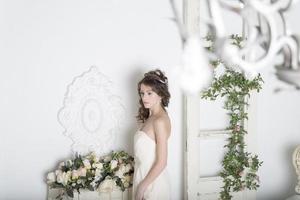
171, 0, 300, 94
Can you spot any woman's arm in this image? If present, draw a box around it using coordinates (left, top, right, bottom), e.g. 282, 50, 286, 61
139, 117, 170, 189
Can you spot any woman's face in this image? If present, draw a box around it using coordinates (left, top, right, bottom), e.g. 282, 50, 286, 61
139, 84, 162, 109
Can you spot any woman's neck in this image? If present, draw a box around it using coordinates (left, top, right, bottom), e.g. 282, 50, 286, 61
149, 105, 165, 117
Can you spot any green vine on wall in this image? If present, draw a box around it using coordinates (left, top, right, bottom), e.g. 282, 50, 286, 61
201, 34, 264, 200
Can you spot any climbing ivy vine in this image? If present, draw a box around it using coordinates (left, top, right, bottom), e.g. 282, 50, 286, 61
201, 34, 264, 200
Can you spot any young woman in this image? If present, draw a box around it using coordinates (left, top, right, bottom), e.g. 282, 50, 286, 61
132, 69, 171, 200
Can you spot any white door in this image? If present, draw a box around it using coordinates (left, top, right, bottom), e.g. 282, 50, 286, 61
182, 0, 258, 199
184, 94, 258, 200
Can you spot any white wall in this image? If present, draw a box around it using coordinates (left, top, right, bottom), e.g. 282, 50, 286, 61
1, 1, 300, 200
0, 0, 183, 199
256, 70, 300, 200
256, 4, 300, 199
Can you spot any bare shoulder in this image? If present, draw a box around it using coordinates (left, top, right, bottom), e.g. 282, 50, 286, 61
153, 114, 171, 138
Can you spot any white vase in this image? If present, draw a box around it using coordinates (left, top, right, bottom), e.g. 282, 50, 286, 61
76, 190, 99, 200
47, 187, 132, 200
47, 187, 73, 200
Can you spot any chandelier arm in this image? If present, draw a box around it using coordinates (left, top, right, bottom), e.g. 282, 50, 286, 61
169, 0, 187, 44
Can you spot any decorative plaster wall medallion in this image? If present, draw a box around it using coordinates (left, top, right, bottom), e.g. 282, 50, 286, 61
58, 66, 125, 155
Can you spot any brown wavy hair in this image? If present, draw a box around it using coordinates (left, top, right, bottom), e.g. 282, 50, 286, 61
136, 69, 170, 122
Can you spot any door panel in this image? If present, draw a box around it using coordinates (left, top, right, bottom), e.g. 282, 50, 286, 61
184, 94, 257, 200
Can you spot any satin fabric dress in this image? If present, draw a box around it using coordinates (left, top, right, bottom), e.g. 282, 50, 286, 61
132, 130, 171, 200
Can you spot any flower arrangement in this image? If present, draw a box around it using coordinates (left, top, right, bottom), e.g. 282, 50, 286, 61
46, 150, 134, 199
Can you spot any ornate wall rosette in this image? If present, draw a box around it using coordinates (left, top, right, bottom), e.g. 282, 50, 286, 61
58, 66, 125, 155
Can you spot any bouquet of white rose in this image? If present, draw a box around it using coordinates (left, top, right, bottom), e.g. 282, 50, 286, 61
46, 150, 134, 200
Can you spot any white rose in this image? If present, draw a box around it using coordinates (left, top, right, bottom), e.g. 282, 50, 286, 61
124, 175, 131, 183
56, 171, 64, 184
110, 160, 118, 170
57, 171, 70, 186
98, 179, 116, 192
121, 175, 132, 188
55, 170, 63, 176
95, 168, 102, 177
115, 165, 126, 179
47, 172, 56, 184
90, 152, 99, 162
104, 155, 112, 162
83, 159, 91, 169
58, 162, 65, 169
125, 164, 132, 172
94, 157, 99, 163
62, 171, 71, 186
78, 167, 87, 177
92, 163, 103, 170
115, 170, 124, 179
123, 181, 129, 188
90, 181, 97, 188
66, 160, 73, 167
71, 170, 79, 180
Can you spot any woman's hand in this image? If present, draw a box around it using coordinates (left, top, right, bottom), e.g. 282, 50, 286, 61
135, 181, 147, 200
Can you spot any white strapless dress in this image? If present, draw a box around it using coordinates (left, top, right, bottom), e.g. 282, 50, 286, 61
132, 130, 171, 200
